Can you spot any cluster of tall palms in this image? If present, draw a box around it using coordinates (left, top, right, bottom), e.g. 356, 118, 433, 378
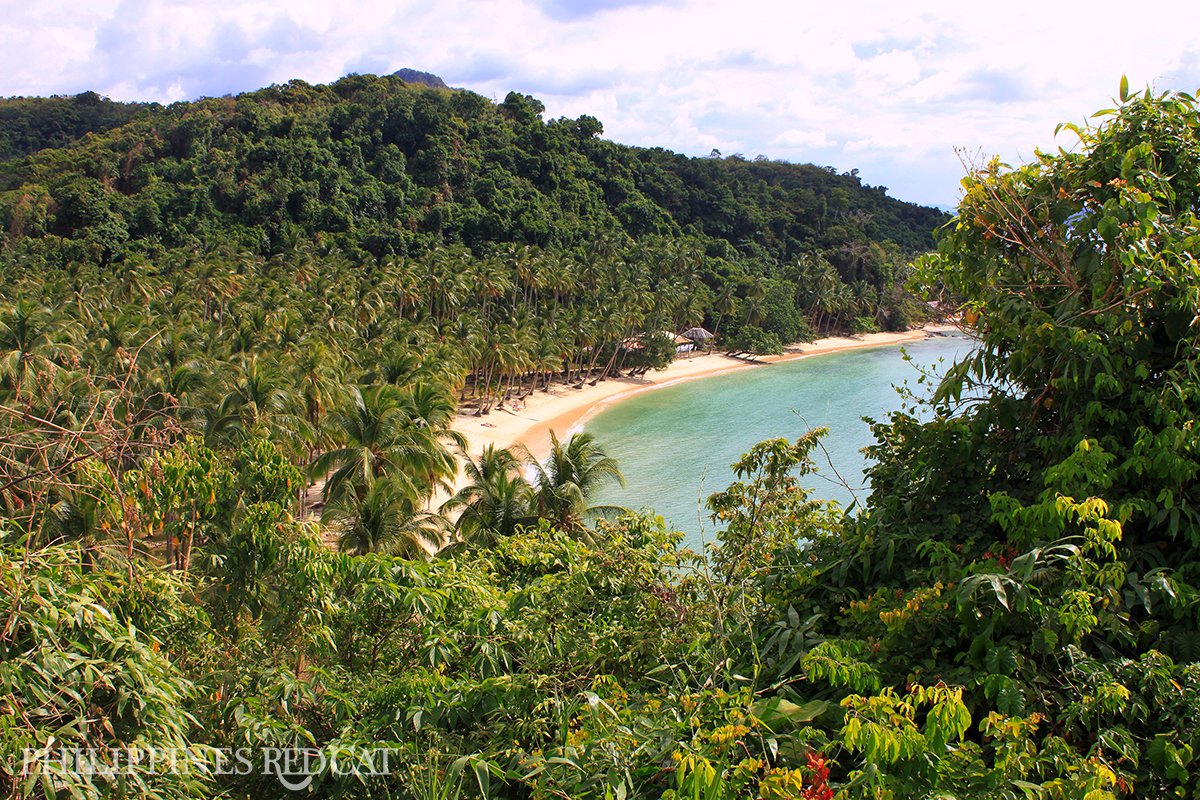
782, 252, 915, 333
0, 238, 685, 557
310, 384, 463, 555
392, 238, 710, 414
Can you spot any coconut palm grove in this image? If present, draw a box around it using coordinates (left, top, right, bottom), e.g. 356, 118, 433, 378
2, 73, 1200, 797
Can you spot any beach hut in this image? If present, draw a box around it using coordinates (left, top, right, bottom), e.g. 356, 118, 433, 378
668, 332, 695, 357
680, 326, 714, 353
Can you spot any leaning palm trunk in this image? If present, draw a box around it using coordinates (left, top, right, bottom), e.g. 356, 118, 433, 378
583, 341, 607, 385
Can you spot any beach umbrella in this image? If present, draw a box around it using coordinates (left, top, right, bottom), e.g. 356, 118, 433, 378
681, 327, 715, 341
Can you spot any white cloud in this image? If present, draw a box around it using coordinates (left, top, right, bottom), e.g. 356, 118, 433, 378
772, 129, 833, 150
1, 0, 1198, 206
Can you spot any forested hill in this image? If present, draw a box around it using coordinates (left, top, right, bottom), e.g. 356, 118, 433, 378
0, 91, 156, 161
391, 68, 449, 88
0, 73, 944, 268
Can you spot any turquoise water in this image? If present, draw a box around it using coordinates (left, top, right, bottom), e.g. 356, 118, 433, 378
586, 333, 972, 548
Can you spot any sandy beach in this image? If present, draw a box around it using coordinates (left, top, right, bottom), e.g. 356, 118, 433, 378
449, 324, 959, 473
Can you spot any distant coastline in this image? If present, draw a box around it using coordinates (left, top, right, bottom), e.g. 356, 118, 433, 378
450, 323, 961, 468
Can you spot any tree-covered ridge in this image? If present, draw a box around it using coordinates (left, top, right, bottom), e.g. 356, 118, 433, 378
0, 91, 155, 162
0, 73, 944, 266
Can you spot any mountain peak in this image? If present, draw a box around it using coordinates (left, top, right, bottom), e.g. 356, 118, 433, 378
391, 68, 448, 89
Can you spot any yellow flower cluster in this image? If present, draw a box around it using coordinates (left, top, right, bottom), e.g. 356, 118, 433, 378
878, 581, 946, 628
708, 723, 751, 746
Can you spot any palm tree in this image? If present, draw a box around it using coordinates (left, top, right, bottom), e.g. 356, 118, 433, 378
381, 257, 421, 319
810, 261, 841, 333
0, 300, 77, 400
741, 276, 768, 328
89, 307, 145, 363
109, 256, 163, 305
272, 311, 307, 352
540, 252, 579, 311
525, 431, 625, 530
292, 338, 345, 452
212, 357, 304, 447
191, 257, 240, 326
443, 445, 535, 545
712, 283, 739, 338
531, 328, 564, 394
830, 282, 854, 331
311, 385, 458, 506
398, 382, 466, 498
425, 250, 464, 322
371, 347, 424, 386
401, 382, 462, 436
141, 357, 207, 430
324, 478, 447, 557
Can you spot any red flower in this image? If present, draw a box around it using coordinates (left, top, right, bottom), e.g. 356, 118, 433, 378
801, 752, 833, 800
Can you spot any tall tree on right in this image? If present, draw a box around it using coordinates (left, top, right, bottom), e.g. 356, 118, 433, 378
755, 84, 1200, 796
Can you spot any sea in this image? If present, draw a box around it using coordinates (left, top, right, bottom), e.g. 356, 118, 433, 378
585, 331, 974, 549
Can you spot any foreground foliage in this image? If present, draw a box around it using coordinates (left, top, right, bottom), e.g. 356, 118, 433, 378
771, 83, 1200, 796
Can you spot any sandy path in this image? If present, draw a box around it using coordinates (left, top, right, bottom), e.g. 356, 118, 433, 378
444, 324, 958, 498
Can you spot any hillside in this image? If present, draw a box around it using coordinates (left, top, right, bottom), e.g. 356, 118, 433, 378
0, 73, 944, 270
0, 90, 155, 161
391, 68, 449, 88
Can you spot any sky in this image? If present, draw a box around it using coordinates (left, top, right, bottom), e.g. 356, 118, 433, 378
2, 0, 1198, 208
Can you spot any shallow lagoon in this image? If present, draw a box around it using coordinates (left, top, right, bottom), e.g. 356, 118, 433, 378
586, 332, 973, 549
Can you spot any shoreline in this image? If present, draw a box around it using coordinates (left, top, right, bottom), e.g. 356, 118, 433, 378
448, 323, 959, 474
